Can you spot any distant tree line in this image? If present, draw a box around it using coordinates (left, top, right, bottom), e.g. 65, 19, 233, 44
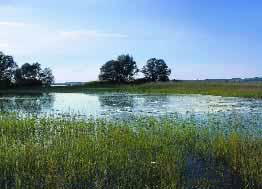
99, 54, 171, 83
0, 51, 54, 88
1, 52, 170, 89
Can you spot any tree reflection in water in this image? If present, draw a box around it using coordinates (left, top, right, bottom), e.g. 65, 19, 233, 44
0, 93, 55, 114
98, 94, 134, 108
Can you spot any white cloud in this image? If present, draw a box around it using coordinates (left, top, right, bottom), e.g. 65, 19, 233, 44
0, 43, 9, 48
60, 30, 128, 40
0, 20, 127, 57
0, 21, 128, 56
52, 63, 100, 82
0, 21, 26, 28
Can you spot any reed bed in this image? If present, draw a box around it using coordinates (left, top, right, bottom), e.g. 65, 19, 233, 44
0, 114, 261, 188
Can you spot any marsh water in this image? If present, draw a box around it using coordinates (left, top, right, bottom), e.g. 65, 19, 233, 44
0, 92, 262, 116
0, 92, 261, 116
0, 92, 262, 132
0, 92, 262, 188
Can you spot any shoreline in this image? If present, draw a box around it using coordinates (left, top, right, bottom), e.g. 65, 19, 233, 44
0, 81, 261, 99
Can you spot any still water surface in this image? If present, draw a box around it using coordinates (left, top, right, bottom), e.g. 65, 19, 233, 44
0, 92, 261, 116
0, 92, 261, 123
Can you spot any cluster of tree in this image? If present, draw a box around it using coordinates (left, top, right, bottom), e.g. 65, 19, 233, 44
99, 54, 171, 82
0, 52, 54, 88
99, 55, 138, 82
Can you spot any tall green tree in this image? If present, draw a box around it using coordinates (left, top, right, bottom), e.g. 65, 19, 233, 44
40, 68, 55, 86
142, 58, 171, 81
15, 62, 54, 86
0, 52, 17, 88
20, 62, 42, 80
99, 54, 138, 82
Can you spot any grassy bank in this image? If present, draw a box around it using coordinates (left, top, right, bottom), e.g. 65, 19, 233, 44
122, 81, 262, 98
0, 114, 261, 188
1, 81, 262, 98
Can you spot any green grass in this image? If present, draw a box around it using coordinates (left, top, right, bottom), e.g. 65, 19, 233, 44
126, 81, 262, 98
1, 81, 262, 98
0, 114, 261, 188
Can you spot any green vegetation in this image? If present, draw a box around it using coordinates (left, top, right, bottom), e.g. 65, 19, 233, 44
99, 54, 172, 82
122, 81, 262, 98
99, 54, 139, 82
0, 51, 54, 88
1, 51, 261, 99
142, 58, 171, 81
2, 81, 261, 99
15, 62, 54, 87
0, 52, 17, 88
0, 113, 261, 188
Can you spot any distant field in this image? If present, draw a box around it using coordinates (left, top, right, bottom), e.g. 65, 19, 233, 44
125, 81, 262, 98
1, 81, 262, 98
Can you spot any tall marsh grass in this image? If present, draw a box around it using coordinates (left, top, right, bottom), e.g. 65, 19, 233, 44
0, 114, 261, 188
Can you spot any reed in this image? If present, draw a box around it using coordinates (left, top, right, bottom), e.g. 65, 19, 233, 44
0, 114, 261, 188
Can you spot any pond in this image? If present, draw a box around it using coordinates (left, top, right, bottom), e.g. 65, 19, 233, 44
0, 92, 262, 132
0, 92, 261, 188
0, 92, 261, 116
0, 92, 261, 117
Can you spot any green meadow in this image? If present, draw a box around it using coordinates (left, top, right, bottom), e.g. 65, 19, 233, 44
93, 81, 262, 98
0, 113, 261, 188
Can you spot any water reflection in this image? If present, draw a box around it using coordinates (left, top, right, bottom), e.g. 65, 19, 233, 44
137, 95, 170, 114
0, 93, 55, 114
0, 93, 262, 130
99, 94, 134, 108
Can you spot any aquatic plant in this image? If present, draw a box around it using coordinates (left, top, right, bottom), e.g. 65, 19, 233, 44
0, 114, 261, 188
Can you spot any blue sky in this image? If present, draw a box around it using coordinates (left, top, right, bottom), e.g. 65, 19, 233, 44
0, 0, 261, 82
